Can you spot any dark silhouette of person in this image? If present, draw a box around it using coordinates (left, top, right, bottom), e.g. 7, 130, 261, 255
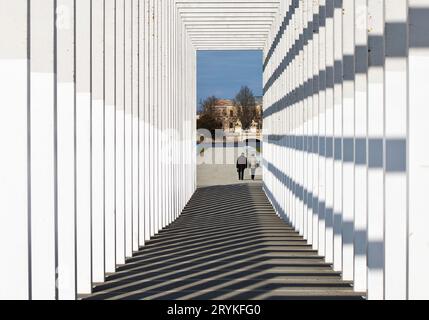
236, 153, 248, 181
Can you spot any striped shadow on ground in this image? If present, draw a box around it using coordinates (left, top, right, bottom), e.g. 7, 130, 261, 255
83, 184, 365, 300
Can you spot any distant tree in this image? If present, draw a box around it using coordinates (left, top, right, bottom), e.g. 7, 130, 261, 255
201, 96, 219, 113
234, 86, 257, 130
197, 96, 222, 137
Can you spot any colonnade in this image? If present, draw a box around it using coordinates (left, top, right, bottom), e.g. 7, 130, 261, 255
263, 0, 429, 300
2, 0, 429, 301
0, 0, 196, 300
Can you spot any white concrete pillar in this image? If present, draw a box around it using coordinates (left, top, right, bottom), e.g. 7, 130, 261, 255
91, 0, 105, 283
306, 0, 314, 245
325, 0, 335, 264
76, 0, 92, 295
56, 0, 76, 299
105, 0, 117, 274
333, 0, 343, 273
0, 0, 30, 300
166, 0, 173, 227
138, 0, 147, 246
367, 0, 385, 300
153, 0, 160, 235
318, 0, 327, 258
115, 0, 126, 266
124, 0, 133, 257
29, 0, 56, 300
143, 0, 151, 242
354, 0, 368, 292
290, 1, 297, 229
303, 0, 310, 240
408, 0, 429, 300
296, 0, 304, 236
384, 0, 408, 300
132, 0, 139, 252
312, 0, 320, 252
148, 0, 155, 238
159, 0, 166, 230
342, 0, 355, 282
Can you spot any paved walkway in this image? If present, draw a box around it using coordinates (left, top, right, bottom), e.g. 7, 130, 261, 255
196, 146, 262, 187
197, 164, 262, 187
85, 184, 365, 300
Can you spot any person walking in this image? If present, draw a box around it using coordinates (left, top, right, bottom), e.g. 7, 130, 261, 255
248, 154, 258, 181
236, 153, 248, 181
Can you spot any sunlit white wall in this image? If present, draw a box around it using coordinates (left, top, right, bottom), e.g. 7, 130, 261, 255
0, 0, 196, 300
262, 0, 429, 300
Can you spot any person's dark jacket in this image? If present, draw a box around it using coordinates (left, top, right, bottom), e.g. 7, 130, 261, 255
236, 156, 248, 169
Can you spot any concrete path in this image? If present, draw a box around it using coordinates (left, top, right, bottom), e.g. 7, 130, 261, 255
196, 146, 262, 187
197, 164, 262, 187
84, 184, 365, 300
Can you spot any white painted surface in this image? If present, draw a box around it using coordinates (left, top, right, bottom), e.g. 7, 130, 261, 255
29, 0, 56, 300
75, 0, 92, 295
56, 81, 76, 300
91, 0, 105, 284
384, 0, 408, 300
105, 0, 116, 274
408, 0, 429, 299
367, 0, 385, 300
2, 0, 426, 301
76, 93, 92, 294
124, 0, 133, 258
0, 60, 29, 300
56, 0, 76, 300
115, 0, 126, 266
91, 99, 105, 283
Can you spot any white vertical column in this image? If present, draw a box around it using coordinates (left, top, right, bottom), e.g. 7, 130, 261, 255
367, 0, 385, 300
342, 0, 355, 282
148, 0, 155, 238
0, 0, 30, 300
132, 0, 139, 252
354, 0, 368, 292
165, 0, 169, 228
297, 0, 304, 236
306, 0, 314, 245
384, 0, 408, 300
318, 0, 327, 258
30, 0, 56, 300
105, 0, 116, 274
408, 0, 429, 300
178, 18, 182, 216
167, 0, 173, 227
325, 0, 335, 264
281, 3, 288, 223
333, 0, 343, 273
154, 0, 160, 235
56, 0, 76, 300
138, 0, 147, 246
300, 0, 306, 236
76, 0, 92, 295
303, 0, 309, 240
91, 0, 105, 283
115, 0, 126, 266
312, 0, 320, 251
159, 0, 165, 230
144, 0, 151, 242
124, 0, 133, 257
291, 2, 297, 229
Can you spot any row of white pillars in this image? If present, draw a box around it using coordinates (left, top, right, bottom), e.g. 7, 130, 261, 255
0, 0, 196, 300
263, 0, 429, 300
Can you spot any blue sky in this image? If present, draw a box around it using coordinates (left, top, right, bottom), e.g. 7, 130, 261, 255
197, 50, 263, 110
